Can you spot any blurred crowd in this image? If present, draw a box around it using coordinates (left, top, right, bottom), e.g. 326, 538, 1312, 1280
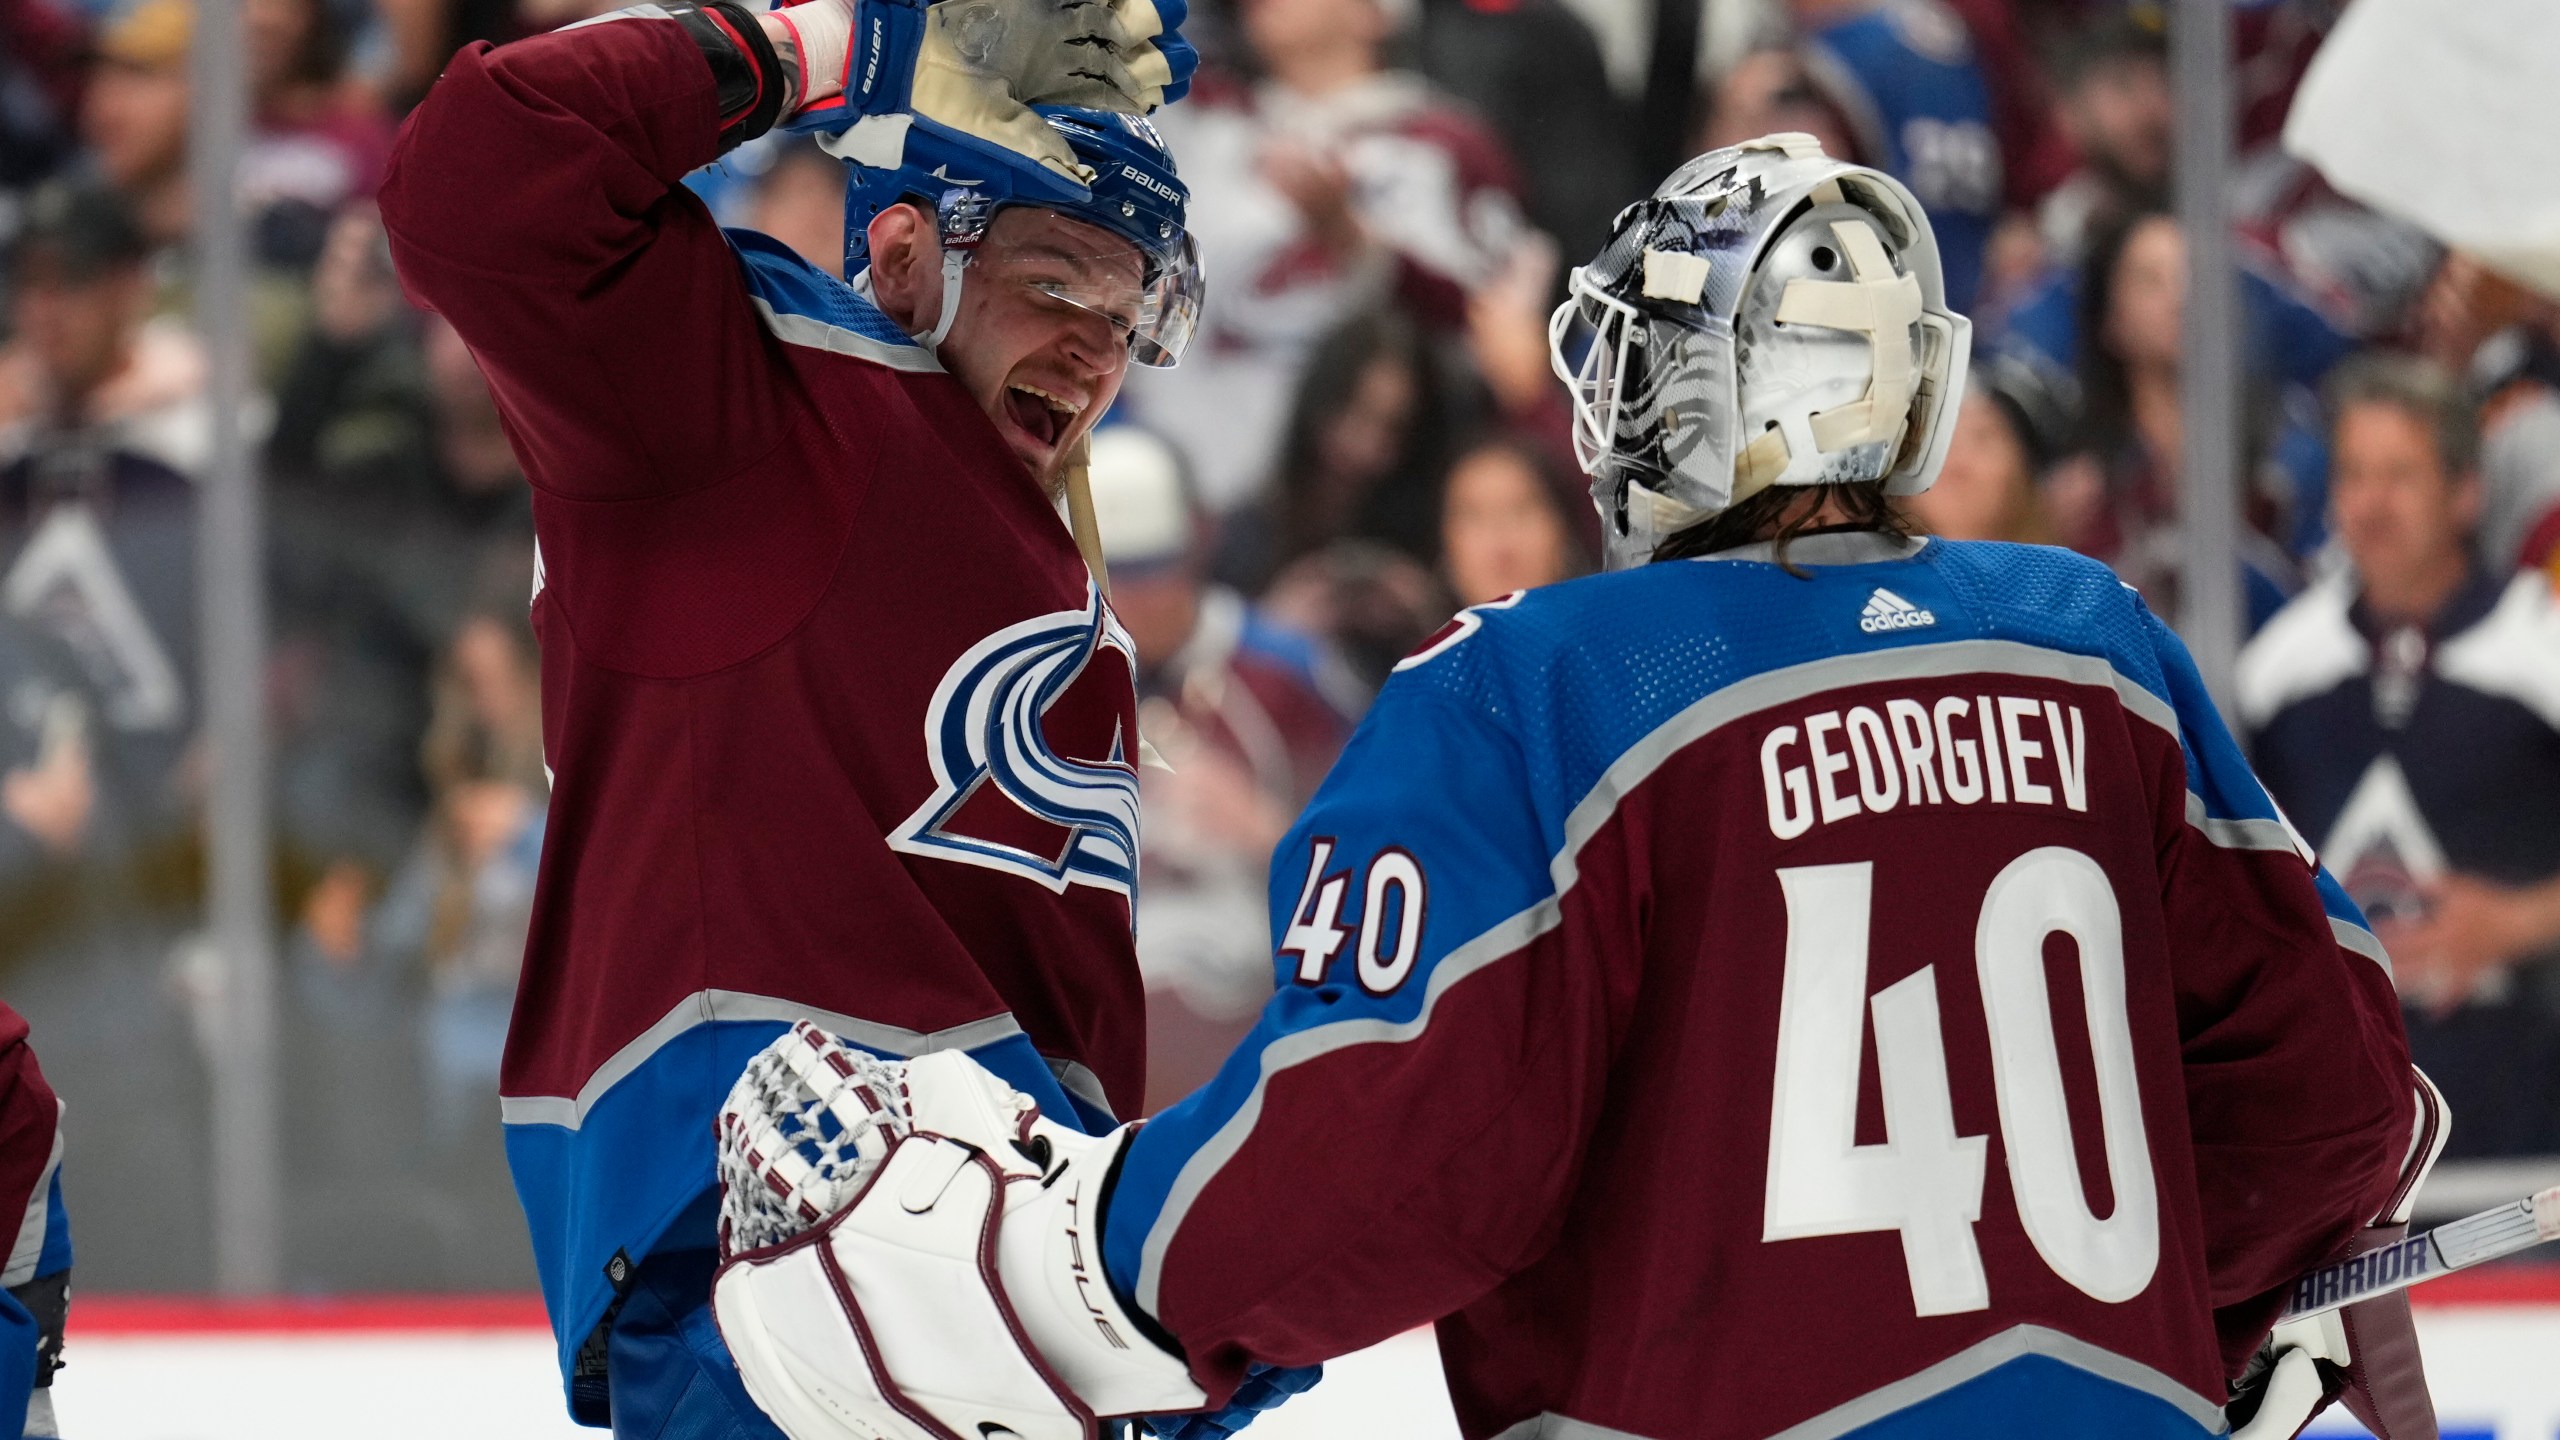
0, 0, 2554, 1291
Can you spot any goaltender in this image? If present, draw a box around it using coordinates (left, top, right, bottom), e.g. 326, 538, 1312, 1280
378, 0, 1215, 1429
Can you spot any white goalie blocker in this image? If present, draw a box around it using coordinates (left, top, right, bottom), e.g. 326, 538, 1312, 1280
710, 1023, 1207, 1440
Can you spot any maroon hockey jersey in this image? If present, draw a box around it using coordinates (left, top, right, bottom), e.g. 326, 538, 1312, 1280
380, 15, 1148, 1383
1107, 534, 2417, 1439
0, 1000, 68, 1435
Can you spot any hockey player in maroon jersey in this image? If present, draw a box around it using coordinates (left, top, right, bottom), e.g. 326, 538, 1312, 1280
699, 134, 2443, 1440
372, 0, 1275, 1431
0, 1004, 69, 1440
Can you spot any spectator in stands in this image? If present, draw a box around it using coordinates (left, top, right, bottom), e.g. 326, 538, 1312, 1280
415, 314, 530, 527
1698, 46, 1861, 161
0, 180, 197, 811
747, 138, 850, 277
81, 0, 392, 268
0, 556, 99, 934
1456, 228, 1583, 494
1941, 0, 2071, 225
243, 0, 395, 266
1439, 437, 1584, 607
1901, 357, 2061, 544
288, 572, 541, 1290
269, 207, 534, 969
1987, 11, 2359, 422
1120, 0, 1527, 513
268, 205, 432, 498
76, 0, 191, 250
1087, 426, 1352, 1110
2416, 250, 2560, 574
0, 628, 89, 877
1260, 538, 1453, 703
2239, 354, 2560, 1158
375, 589, 546, 1139
1214, 308, 1457, 592
372, 0, 530, 113
270, 209, 525, 533
1413, 0, 1639, 271
2052, 207, 2314, 628
1789, 0, 2007, 315
0, 0, 88, 198
2035, 10, 2170, 273
0, 177, 208, 1290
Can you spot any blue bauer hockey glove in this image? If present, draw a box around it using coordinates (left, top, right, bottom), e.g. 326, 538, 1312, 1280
1142, 1361, 1324, 1439
772, 0, 1195, 201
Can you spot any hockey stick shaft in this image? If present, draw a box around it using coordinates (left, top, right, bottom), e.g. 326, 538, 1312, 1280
1061, 433, 1109, 602
2280, 1186, 2560, 1320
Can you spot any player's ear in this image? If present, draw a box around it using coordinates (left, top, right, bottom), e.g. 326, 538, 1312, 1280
867, 203, 943, 337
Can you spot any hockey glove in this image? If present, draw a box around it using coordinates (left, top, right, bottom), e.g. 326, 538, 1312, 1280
1141, 1361, 1325, 1438
770, 0, 1195, 198
2226, 1311, 2350, 1440
2226, 1068, 2451, 1440
711, 1029, 1211, 1440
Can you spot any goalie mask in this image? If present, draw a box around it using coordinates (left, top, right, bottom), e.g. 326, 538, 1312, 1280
1548, 133, 1972, 569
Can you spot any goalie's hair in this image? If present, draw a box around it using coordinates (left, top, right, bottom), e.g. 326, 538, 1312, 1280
1651, 481, 1912, 573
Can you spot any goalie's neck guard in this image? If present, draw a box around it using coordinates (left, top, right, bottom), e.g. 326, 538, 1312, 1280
1547, 132, 1973, 570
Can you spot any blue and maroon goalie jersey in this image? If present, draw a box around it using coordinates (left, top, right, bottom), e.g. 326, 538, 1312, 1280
380, 13, 1144, 1400
1103, 532, 2415, 1439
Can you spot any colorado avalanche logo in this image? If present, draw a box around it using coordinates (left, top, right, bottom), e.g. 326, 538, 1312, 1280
887, 582, 1141, 906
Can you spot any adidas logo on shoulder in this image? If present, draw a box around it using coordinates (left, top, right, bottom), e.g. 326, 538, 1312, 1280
1858, 587, 1936, 634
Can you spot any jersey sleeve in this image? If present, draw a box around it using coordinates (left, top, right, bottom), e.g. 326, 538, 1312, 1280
1101, 680, 1642, 1402
0, 1004, 67, 1439
379, 12, 782, 503
2143, 608, 2414, 1374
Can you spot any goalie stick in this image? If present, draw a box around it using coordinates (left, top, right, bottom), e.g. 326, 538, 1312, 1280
2280, 1186, 2560, 1321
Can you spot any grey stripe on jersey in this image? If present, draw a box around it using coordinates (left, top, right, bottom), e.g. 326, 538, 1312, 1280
1490, 1412, 1661, 1440
1482, 1326, 2227, 1439
499, 991, 1032, 1131
750, 298, 945, 374
0, 1105, 62, 1287
1047, 1056, 1114, 1120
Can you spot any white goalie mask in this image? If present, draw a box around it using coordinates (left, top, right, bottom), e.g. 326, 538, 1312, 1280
1548, 133, 1973, 569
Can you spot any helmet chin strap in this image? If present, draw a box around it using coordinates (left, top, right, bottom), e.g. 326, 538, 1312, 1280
848, 249, 969, 354
921, 247, 966, 351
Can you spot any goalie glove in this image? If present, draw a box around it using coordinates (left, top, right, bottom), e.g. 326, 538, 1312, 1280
711, 1029, 1208, 1440
769, 0, 1195, 196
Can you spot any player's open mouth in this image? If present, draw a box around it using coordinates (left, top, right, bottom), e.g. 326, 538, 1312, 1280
1004, 383, 1081, 451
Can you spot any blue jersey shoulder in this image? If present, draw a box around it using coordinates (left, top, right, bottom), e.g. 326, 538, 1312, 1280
724, 228, 931, 358
1378, 539, 2177, 833
1402, 540, 2161, 713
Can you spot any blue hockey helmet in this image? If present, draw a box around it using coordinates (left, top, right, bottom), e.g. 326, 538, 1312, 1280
833, 106, 1200, 367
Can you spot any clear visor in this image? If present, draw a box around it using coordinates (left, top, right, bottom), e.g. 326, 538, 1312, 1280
967, 232, 1203, 369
